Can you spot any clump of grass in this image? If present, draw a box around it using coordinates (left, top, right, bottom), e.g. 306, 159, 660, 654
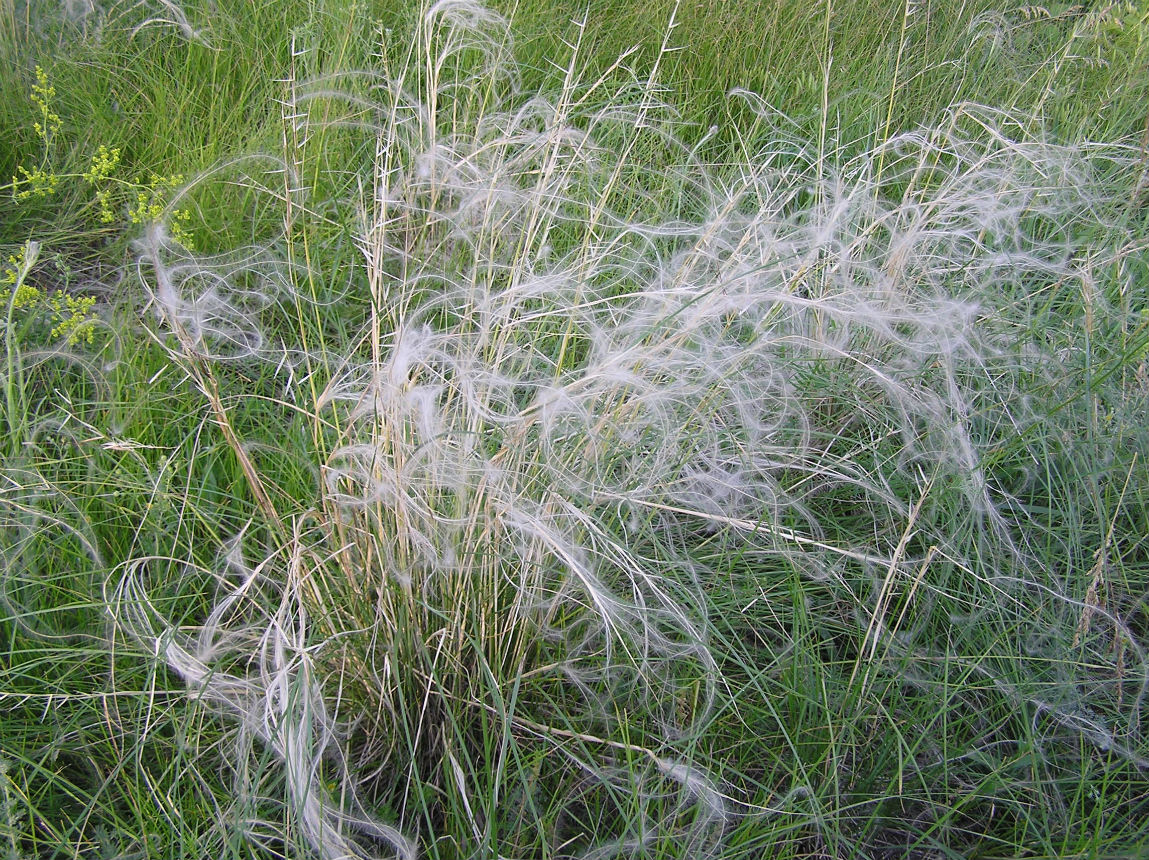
83, 0, 1149, 858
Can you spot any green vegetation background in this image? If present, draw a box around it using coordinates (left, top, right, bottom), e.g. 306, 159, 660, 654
2, 1, 1148, 858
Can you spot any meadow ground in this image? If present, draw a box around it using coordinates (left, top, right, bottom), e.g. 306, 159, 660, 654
2, 1, 1148, 858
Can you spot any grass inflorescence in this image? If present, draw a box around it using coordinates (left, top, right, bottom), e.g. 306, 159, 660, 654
3, 0, 1148, 858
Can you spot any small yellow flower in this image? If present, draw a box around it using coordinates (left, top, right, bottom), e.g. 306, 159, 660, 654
13, 165, 59, 200
83, 145, 122, 223
30, 65, 62, 143
48, 292, 98, 345
2, 242, 98, 346
2, 243, 44, 319
130, 174, 195, 249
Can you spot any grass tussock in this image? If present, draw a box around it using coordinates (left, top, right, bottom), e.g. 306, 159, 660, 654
3, 0, 1148, 858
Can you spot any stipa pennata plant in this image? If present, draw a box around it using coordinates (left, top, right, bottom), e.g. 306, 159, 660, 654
116, 1, 1148, 857
31, 0, 213, 44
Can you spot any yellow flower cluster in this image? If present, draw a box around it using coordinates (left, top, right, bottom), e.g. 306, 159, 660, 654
2, 242, 99, 347
82, 145, 122, 224
47, 291, 99, 344
11, 67, 195, 248
30, 65, 62, 144
2, 246, 41, 308
129, 174, 195, 249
